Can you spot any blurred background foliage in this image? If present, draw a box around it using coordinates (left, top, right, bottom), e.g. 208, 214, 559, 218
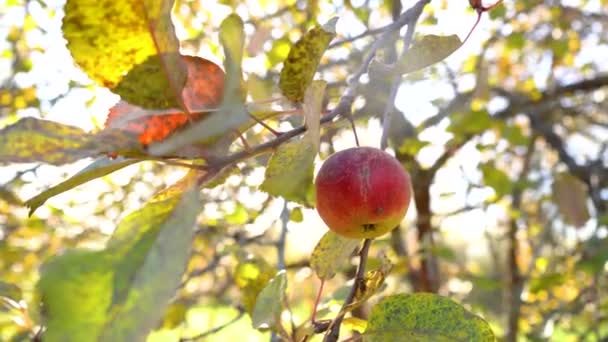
0, 0, 607, 340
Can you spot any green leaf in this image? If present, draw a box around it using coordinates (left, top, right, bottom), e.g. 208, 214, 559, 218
310, 231, 360, 280
480, 163, 512, 198
289, 207, 304, 223
25, 157, 140, 216
63, 0, 187, 109
279, 18, 337, 102
370, 35, 462, 76
259, 137, 316, 205
0, 118, 141, 166
364, 293, 495, 342
101, 187, 200, 341
552, 172, 590, 227
38, 250, 115, 342
234, 256, 277, 314
251, 270, 287, 329
38, 172, 202, 341
447, 110, 492, 136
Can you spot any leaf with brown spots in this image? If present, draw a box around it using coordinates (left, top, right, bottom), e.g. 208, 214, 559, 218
279, 18, 337, 102
365, 293, 495, 341
63, 0, 187, 109
0, 118, 142, 166
310, 231, 360, 280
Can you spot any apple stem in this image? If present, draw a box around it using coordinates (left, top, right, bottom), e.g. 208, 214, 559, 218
348, 116, 360, 147
324, 238, 373, 342
311, 279, 325, 324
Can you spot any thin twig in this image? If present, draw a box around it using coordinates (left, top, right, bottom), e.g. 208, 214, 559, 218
323, 239, 372, 342
380, 0, 429, 149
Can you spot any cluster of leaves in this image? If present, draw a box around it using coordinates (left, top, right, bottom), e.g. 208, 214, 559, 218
1, 0, 607, 341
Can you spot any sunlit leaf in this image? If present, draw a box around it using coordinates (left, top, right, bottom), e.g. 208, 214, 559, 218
303, 80, 326, 153
364, 293, 495, 342
38, 173, 202, 341
234, 256, 276, 314
38, 250, 114, 341
370, 35, 462, 76
259, 137, 316, 205
25, 157, 140, 216
310, 231, 360, 280
552, 172, 590, 227
447, 110, 492, 136
101, 184, 200, 340
289, 207, 304, 223
279, 18, 337, 102
0, 118, 141, 166
252, 270, 287, 329
63, 0, 187, 108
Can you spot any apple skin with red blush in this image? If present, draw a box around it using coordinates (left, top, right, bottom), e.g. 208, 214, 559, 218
315, 147, 412, 239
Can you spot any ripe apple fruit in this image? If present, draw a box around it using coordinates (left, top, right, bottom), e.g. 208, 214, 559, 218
315, 147, 412, 239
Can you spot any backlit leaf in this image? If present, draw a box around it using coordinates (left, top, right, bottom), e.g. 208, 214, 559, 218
219, 13, 246, 101
63, 0, 187, 109
38, 250, 114, 342
252, 270, 286, 329
370, 35, 462, 76
235, 256, 277, 314
279, 18, 337, 102
105, 55, 225, 146
0, 118, 141, 166
38, 172, 203, 341
259, 137, 316, 205
101, 186, 200, 341
303, 80, 326, 153
364, 293, 495, 342
552, 172, 590, 227
25, 157, 140, 216
480, 163, 512, 198
310, 231, 360, 280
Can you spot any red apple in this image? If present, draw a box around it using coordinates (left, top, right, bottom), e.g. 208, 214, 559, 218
315, 147, 412, 239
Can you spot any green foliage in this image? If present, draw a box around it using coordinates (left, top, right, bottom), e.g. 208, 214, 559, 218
25, 157, 140, 216
260, 138, 316, 205
365, 293, 495, 341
